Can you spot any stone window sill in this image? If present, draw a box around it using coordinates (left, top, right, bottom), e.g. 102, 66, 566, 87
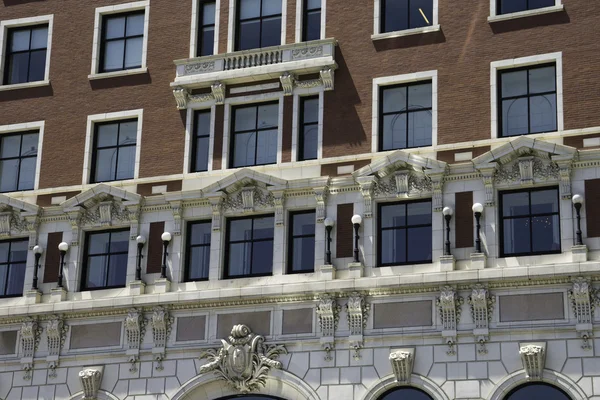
0, 80, 50, 91
371, 25, 441, 41
488, 4, 564, 22
88, 67, 148, 80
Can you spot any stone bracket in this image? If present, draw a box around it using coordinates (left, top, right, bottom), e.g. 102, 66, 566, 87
569, 277, 596, 350
125, 309, 145, 372
46, 315, 68, 378
151, 306, 174, 370
316, 294, 340, 361
519, 342, 546, 380
389, 348, 414, 384
169, 200, 184, 236
79, 366, 104, 400
314, 187, 328, 223
437, 286, 463, 355
346, 292, 369, 360
20, 317, 41, 380
467, 285, 494, 354
356, 176, 375, 218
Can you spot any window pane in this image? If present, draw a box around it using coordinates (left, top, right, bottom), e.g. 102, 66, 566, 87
293, 212, 315, 236
304, 11, 321, 41
20, 133, 38, 156
240, 0, 261, 19
0, 265, 7, 295
291, 237, 314, 272
503, 217, 531, 255
408, 110, 432, 148
260, 17, 281, 47
28, 50, 47, 81
17, 157, 36, 190
532, 215, 560, 253
116, 146, 136, 180
6, 53, 29, 84
262, 0, 282, 16
6, 262, 25, 296
501, 70, 527, 98
407, 202, 432, 225
105, 16, 126, 39
194, 136, 210, 171
529, 66, 555, 94
195, 111, 211, 137
529, 94, 556, 133
0, 243, 8, 263
407, 226, 432, 262
188, 246, 210, 279
253, 216, 274, 239
409, 0, 433, 29
126, 13, 145, 36
86, 255, 108, 288
10, 29, 30, 52
200, 27, 215, 56
302, 98, 319, 123
531, 190, 559, 214
119, 121, 138, 143
383, 86, 407, 113
499, 0, 527, 14
9, 241, 27, 262
190, 223, 211, 245
229, 219, 253, 241
381, 229, 406, 264
301, 125, 318, 160
233, 131, 256, 167
502, 191, 530, 216
110, 231, 130, 253
30, 27, 48, 49
408, 83, 432, 109
256, 129, 277, 165
381, 204, 406, 228
238, 20, 261, 50
94, 148, 117, 182
382, 113, 407, 150
124, 37, 143, 68
107, 254, 127, 287
307, 0, 321, 9
228, 242, 252, 276
529, 0, 555, 10
383, 0, 408, 32
103, 40, 125, 71
97, 124, 119, 147
203, 2, 216, 24
1, 135, 21, 158
235, 107, 257, 131
502, 97, 528, 136
89, 233, 111, 254
0, 160, 19, 192
251, 240, 273, 274
258, 103, 278, 129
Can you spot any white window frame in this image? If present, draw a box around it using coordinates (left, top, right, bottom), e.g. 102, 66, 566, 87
190, 0, 220, 58
184, 102, 217, 175
372, 0, 439, 40
222, 92, 284, 169
488, 0, 563, 22
0, 121, 45, 192
294, 0, 327, 43
83, 109, 144, 185
89, 1, 150, 80
292, 88, 324, 161
227, 0, 287, 53
372, 70, 438, 153
0, 15, 53, 91
490, 52, 563, 139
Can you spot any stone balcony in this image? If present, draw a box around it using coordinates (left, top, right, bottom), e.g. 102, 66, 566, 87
170, 38, 337, 109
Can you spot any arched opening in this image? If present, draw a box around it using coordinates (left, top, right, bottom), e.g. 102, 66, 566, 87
215, 396, 286, 400
377, 387, 434, 400
503, 383, 572, 400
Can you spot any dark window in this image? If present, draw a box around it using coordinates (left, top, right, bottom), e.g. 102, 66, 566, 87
497, 0, 555, 15
0, 239, 28, 297
380, 81, 432, 151
288, 211, 315, 273
504, 383, 571, 400
377, 387, 434, 400
381, 0, 433, 33
191, 110, 211, 172
91, 119, 137, 183
500, 187, 561, 257
230, 102, 278, 168
0, 131, 39, 193
82, 230, 129, 290
299, 96, 318, 161
302, 0, 321, 41
378, 200, 432, 266
197, 1, 216, 56
216, 396, 286, 400
225, 215, 274, 278
236, 0, 282, 51
185, 221, 211, 281
3, 24, 48, 85
499, 64, 557, 137
99, 11, 145, 73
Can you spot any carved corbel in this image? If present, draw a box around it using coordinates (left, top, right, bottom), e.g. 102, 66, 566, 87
280, 72, 296, 96
316, 294, 340, 361
517, 156, 535, 185
519, 342, 546, 380
389, 348, 414, 384
98, 200, 113, 226
356, 176, 376, 218
207, 194, 225, 231
65, 207, 83, 246
241, 186, 255, 213
125, 309, 145, 372
20, 317, 41, 380
151, 306, 174, 370
467, 285, 495, 354
169, 201, 183, 236
436, 286, 463, 355
126, 203, 142, 239
24, 213, 40, 250
346, 292, 369, 360
477, 164, 497, 206
394, 170, 410, 197
79, 366, 104, 400
271, 190, 286, 226
211, 82, 226, 104
320, 68, 334, 91
425, 169, 446, 212
555, 158, 573, 199
46, 315, 68, 378
314, 187, 328, 223
569, 277, 595, 350
173, 87, 190, 110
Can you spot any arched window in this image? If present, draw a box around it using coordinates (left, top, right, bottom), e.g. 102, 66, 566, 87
377, 387, 434, 400
504, 383, 572, 400
216, 396, 287, 400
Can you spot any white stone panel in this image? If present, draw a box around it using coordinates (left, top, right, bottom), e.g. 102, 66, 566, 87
288, 352, 309, 378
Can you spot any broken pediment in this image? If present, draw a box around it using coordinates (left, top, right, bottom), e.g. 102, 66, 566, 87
0, 195, 40, 243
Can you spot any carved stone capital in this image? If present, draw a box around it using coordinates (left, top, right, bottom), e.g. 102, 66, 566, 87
389, 348, 414, 384
280, 72, 296, 95
519, 343, 546, 380
320, 68, 334, 91
173, 87, 190, 110
356, 176, 376, 218
79, 366, 104, 400
211, 82, 226, 104
477, 164, 497, 206
207, 194, 225, 231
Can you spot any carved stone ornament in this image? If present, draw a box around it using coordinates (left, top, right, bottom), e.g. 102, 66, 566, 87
389, 348, 414, 384
280, 72, 296, 96
20, 317, 41, 380
291, 44, 324, 60
183, 61, 216, 75
46, 315, 68, 378
173, 87, 190, 110
198, 324, 287, 394
223, 186, 274, 214
0, 200, 40, 248
169, 201, 183, 236
569, 277, 596, 350
373, 169, 433, 199
467, 285, 495, 354
151, 306, 174, 370
316, 294, 340, 360
494, 157, 560, 188
346, 292, 370, 360
271, 190, 285, 226
125, 308, 146, 372
320, 68, 334, 91
211, 81, 226, 104
79, 366, 104, 400
356, 177, 375, 218
208, 194, 225, 231
519, 343, 546, 380
314, 187, 328, 223
436, 286, 463, 355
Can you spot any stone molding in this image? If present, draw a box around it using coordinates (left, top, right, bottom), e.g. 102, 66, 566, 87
519, 342, 546, 380
79, 366, 104, 400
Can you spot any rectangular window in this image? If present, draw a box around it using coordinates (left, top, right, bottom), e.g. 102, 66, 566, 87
381, 0, 433, 33
185, 221, 211, 281
230, 102, 278, 168
191, 110, 211, 172
236, 0, 282, 51
302, 0, 321, 41
379, 81, 432, 151
225, 215, 274, 278
288, 211, 315, 273
82, 230, 129, 290
99, 11, 145, 73
0, 239, 27, 297
0, 131, 39, 193
197, 1, 216, 56
498, 64, 557, 137
299, 96, 318, 161
500, 187, 560, 257
497, 0, 554, 15
91, 119, 137, 183
3, 24, 48, 85
378, 200, 432, 266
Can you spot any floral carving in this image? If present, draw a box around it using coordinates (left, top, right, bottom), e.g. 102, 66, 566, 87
184, 61, 216, 75
291, 45, 323, 60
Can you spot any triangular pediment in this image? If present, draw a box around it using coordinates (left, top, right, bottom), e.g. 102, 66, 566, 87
202, 169, 288, 196
0, 195, 39, 215
473, 137, 577, 167
353, 149, 447, 179
61, 184, 142, 210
